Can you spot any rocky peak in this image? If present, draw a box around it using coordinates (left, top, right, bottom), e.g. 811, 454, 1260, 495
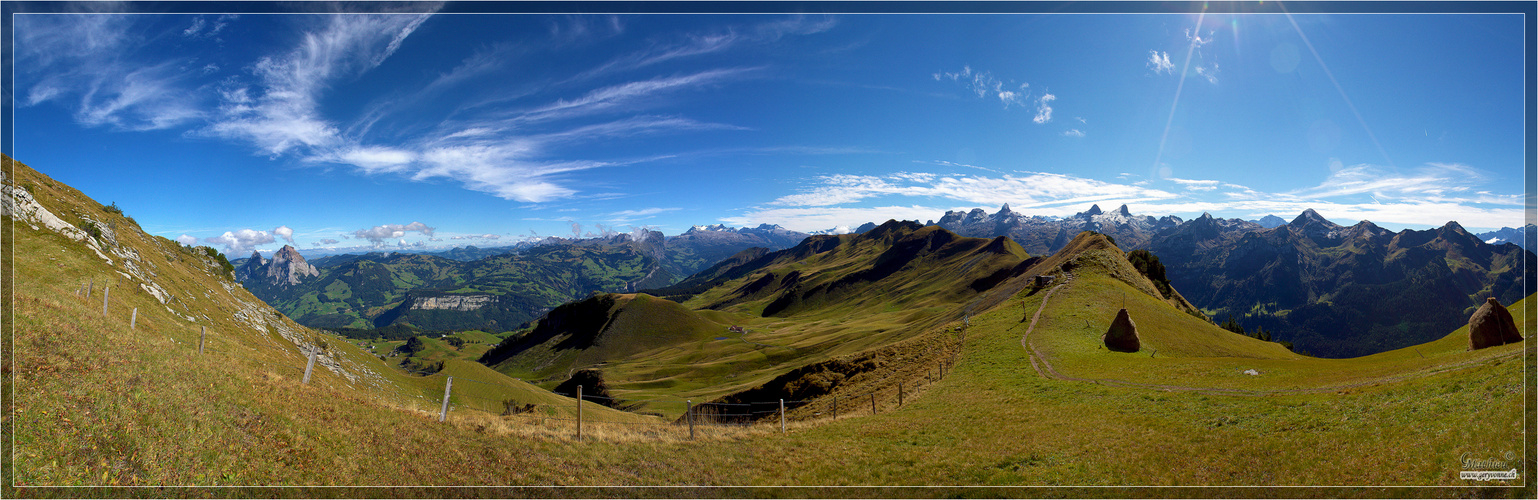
1256, 214, 1287, 228
235, 251, 267, 283
1289, 209, 1337, 229
962, 208, 989, 225
265, 244, 319, 287
1083, 204, 1104, 216
1116, 204, 1132, 217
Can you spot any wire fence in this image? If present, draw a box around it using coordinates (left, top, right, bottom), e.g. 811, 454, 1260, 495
74, 276, 969, 441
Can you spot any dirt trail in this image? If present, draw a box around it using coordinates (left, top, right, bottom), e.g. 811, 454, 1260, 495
1017, 274, 1528, 396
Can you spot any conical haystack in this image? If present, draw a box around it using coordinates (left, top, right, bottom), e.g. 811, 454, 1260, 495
1103, 308, 1141, 353
1468, 297, 1523, 350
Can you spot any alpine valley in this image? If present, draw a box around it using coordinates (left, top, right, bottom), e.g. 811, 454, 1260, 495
243, 201, 1533, 359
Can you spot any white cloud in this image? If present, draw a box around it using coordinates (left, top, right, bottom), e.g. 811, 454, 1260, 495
175, 234, 199, 246
750, 161, 1526, 231
603, 207, 681, 223
15, 15, 207, 133
449, 234, 501, 240
1289, 162, 1506, 202
936, 66, 1031, 108
1063, 129, 1085, 138
183, 14, 234, 39
1147, 50, 1174, 74
520, 68, 754, 123
1186, 29, 1213, 48
352, 222, 436, 246
1167, 177, 1220, 191
1033, 93, 1055, 124
183, 17, 207, 37
720, 205, 944, 233
1195, 63, 1219, 84
565, 15, 828, 84
769, 171, 1179, 211
328, 146, 417, 174
203, 14, 434, 156
273, 225, 295, 244
315, 238, 341, 245
205, 229, 275, 255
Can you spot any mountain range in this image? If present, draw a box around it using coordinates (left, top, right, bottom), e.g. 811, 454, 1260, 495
235, 225, 811, 334
238, 200, 1529, 358
926, 204, 1533, 357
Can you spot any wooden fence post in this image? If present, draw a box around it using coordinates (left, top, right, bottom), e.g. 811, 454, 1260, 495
302, 348, 317, 385
102, 286, 109, 316
832, 395, 838, 420
87, 278, 93, 298
780, 399, 786, 434
898, 383, 903, 406
870, 393, 876, 415
130, 308, 137, 330
686, 400, 694, 440
199, 326, 206, 355
438, 376, 454, 422
576, 385, 583, 441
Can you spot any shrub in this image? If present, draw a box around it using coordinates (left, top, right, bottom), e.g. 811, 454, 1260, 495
501, 399, 536, 416
400, 358, 443, 375
78, 220, 102, 239
103, 202, 123, 215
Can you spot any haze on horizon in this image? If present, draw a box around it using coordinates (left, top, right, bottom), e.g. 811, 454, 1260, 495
12, 4, 1529, 256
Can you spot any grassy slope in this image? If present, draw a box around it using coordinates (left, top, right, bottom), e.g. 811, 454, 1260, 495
1027, 239, 1529, 391
9, 159, 1532, 495
490, 223, 1032, 417
8, 159, 654, 488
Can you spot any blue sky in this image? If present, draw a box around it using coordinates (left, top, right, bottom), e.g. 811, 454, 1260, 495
11, 5, 1531, 256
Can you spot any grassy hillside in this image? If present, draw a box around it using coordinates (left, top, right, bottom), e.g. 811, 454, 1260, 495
8, 156, 1532, 495
484, 221, 1035, 417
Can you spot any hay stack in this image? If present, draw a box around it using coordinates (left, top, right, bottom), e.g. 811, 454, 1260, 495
1103, 308, 1141, 353
1468, 297, 1523, 350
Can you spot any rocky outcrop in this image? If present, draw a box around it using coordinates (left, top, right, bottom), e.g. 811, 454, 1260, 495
410, 295, 494, 311
1103, 308, 1141, 352
1468, 297, 1523, 350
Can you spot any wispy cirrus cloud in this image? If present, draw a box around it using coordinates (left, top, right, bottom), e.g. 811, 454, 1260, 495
21, 13, 823, 206
517, 68, 756, 124
768, 172, 1179, 210
17, 15, 207, 131
602, 207, 681, 224
203, 13, 434, 155
1287, 162, 1512, 204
